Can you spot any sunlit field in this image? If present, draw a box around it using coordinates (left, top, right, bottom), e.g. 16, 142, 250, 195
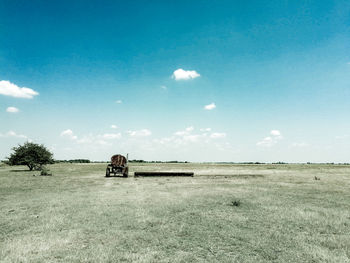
1, 163, 350, 262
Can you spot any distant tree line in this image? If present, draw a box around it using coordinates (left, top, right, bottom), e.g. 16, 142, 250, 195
55, 159, 91, 163
129, 160, 189, 163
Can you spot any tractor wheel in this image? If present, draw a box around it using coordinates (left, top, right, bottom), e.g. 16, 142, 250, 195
105, 168, 110, 177
123, 167, 129, 177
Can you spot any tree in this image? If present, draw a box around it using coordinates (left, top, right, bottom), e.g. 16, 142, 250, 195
7, 142, 54, 170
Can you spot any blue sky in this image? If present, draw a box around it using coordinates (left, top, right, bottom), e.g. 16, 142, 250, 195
1, 0, 350, 162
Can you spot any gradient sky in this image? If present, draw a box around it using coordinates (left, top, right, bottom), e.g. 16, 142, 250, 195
1, 0, 350, 162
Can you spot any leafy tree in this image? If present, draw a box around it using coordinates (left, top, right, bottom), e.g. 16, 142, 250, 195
7, 142, 54, 170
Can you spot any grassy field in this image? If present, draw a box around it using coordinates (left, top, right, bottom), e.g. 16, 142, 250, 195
1, 163, 350, 262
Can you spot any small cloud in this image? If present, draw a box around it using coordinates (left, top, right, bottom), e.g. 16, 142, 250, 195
210, 132, 226, 139
76, 136, 92, 144
96, 140, 108, 145
174, 131, 187, 136
100, 133, 121, 140
128, 129, 152, 137
60, 129, 77, 140
204, 103, 216, 110
0, 80, 39, 99
200, 128, 211, 132
183, 134, 201, 142
257, 130, 283, 147
175, 127, 194, 136
111, 125, 118, 129
270, 130, 281, 136
290, 142, 309, 147
115, 100, 122, 104
335, 134, 349, 139
256, 136, 274, 147
0, 130, 27, 139
6, 106, 19, 113
160, 85, 167, 90
172, 68, 200, 80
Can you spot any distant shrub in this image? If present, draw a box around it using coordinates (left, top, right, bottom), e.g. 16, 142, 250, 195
40, 166, 52, 176
231, 200, 241, 207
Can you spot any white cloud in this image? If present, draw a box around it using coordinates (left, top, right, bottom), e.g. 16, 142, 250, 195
174, 131, 186, 136
160, 85, 167, 90
270, 130, 281, 136
76, 135, 109, 145
0, 130, 27, 139
183, 134, 201, 142
100, 133, 121, 140
210, 132, 226, 139
128, 129, 152, 137
174, 126, 194, 136
6, 107, 19, 113
290, 142, 309, 147
60, 129, 77, 140
335, 134, 349, 139
97, 140, 108, 145
115, 100, 122, 104
60, 129, 119, 146
256, 136, 274, 147
172, 68, 200, 80
111, 125, 118, 129
257, 130, 283, 147
0, 80, 39, 99
76, 136, 91, 144
204, 103, 216, 110
153, 127, 230, 153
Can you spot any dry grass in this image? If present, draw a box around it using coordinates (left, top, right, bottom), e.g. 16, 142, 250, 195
1, 163, 350, 262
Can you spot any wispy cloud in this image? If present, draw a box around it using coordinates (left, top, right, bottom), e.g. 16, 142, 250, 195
127, 129, 152, 137
111, 125, 118, 129
174, 126, 194, 136
210, 132, 226, 139
60, 130, 119, 146
290, 142, 309, 147
0, 130, 27, 139
204, 103, 216, 110
257, 130, 283, 147
115, 100, 122, 104
154, 127, 229, 151
0, 80, 39, 99
172, 69, 200, 80
335, 134, 349, 139
100, 133, 121, 140
77, 135, 108, 145
6, 106, 19, 113
160, 85, 167, 90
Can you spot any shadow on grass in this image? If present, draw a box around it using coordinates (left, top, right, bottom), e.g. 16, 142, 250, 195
10, 169, 33, 172
104, 176, 129, 179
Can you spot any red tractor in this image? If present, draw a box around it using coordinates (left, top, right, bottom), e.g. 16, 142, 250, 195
105, 154, 129, 177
